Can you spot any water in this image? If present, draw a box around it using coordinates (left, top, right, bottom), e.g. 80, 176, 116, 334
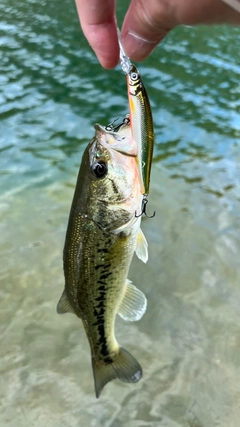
1, 0, 240, 426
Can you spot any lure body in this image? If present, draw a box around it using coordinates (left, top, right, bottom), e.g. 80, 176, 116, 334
126, 64, 154, 196
118, 29, 154, 196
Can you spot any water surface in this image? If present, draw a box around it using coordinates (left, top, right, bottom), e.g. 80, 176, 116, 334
1, 1, 240, 426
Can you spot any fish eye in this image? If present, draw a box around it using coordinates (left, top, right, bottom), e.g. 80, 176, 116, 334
131, 72, 139, 81
92, 160, 108, 178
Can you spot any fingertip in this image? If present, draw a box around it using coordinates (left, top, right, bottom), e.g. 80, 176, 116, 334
81, 21, 120, 69
121, 29, 165, 62
121, 0, 170, 61
94, 46, 120, 69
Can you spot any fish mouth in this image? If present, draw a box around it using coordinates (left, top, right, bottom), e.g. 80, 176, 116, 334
94, 124, 137, 158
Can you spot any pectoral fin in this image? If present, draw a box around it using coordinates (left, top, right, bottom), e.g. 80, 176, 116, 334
57, 289, 75, 315
118, 279, 147, 321
135, 228, 148, 263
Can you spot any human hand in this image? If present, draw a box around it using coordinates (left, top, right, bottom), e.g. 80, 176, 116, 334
75, 0, 240, 69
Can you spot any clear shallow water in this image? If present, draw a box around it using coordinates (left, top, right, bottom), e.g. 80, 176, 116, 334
1, 0, 240, 426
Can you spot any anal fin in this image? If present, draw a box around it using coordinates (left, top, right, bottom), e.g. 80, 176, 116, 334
118, 279, 147, 321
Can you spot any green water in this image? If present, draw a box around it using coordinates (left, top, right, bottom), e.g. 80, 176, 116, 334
1, 0, 240, 426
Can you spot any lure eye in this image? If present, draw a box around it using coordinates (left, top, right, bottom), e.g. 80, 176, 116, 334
92, 160, 108, 178
131, 72, 139, 81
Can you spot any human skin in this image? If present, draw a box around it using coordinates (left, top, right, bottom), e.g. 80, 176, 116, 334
75, 0, 240, 69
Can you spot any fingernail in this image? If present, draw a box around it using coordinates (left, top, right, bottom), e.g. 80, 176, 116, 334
122, 30, 157, 61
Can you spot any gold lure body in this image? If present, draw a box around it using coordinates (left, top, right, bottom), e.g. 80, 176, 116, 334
118, 29, 154, 196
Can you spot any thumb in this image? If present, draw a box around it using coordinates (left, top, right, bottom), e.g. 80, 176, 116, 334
121, 0, 174, 61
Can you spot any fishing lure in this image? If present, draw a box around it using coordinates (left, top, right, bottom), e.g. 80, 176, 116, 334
118, 29, 155, 218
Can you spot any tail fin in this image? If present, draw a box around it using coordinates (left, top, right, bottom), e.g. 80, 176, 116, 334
92, 347, 142, 398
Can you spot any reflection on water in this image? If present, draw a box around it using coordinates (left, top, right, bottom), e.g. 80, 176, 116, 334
1, 0, 240, 426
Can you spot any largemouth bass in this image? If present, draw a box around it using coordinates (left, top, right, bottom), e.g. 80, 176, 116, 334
57, 119, 148, 398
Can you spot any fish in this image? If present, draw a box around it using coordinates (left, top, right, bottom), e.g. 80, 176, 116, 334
57, 119, 148, 398
118, 30, 154, 199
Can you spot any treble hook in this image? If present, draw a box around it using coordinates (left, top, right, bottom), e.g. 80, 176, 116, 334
135, 197, 155, 218
105, 117, 119, 132
105, 115, 130, 132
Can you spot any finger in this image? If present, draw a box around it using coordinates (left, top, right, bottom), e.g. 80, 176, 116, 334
121, 0, 240, 62
75, 0, 119, 69
121, 0, 173, 61
173, 0, 240, 25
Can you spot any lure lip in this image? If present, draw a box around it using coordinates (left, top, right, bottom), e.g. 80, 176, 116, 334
117, 28, 131, 75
